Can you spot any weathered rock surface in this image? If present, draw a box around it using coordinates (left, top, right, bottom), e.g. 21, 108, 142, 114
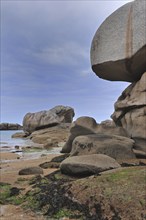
71, 134, 136, 159
61, 116, 128, 153
18, 166, 43, 175
29, 123, 71, 147
12, 132, 28, 139
23, 105, 75, 134
111, 73, 146, 152
91, 0, 146, 82
0, 123, 22, 130
60, 154, 120, 176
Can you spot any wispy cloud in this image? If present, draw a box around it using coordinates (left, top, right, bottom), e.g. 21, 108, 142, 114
1, 0, 132, 123
30, 42, 88, 66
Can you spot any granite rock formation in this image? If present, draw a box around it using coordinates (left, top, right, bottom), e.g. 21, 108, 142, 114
0, 123, 22, 130
90, 0, 146, 157
23, 105, 74, 134
91, 0, 146, 82
111, 73, 146, 152
61, 116, 128, 153
70, 134, 136, 160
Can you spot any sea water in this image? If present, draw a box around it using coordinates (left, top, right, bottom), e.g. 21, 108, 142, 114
0, 130, 61, 158
0, 130, 34, 150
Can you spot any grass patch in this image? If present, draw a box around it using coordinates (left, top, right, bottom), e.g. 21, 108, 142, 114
52, 208, 76, 219
0, 183, 25, 205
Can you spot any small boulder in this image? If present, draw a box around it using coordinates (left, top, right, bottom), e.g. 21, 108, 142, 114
18, 166, 43, 175
60, 154, 120, 176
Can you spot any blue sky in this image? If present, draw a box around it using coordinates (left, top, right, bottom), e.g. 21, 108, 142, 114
1, 0, 132, 125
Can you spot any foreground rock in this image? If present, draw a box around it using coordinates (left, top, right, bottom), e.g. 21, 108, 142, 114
61, 116, 128, 153
71, 134, 136, 159
112, 73, 146, 152
60, 154, 120, 176
91, 0, 146, 82
0, 123, 22, 130
23, 105, 75, 134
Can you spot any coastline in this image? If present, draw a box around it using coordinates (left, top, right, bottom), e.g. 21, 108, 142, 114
0, 152, 60, 220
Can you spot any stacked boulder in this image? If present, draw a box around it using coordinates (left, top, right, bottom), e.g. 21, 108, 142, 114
90, 0, 146, 156
60, 0, 146, 176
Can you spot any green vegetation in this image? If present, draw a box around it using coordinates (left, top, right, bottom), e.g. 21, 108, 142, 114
52, 208, 76, 219
22, 147, 43, 153
0, 183, 24, 205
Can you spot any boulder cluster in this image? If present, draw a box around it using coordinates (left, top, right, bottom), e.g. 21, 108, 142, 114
60, 0, 146, 176
18, 0, 145, 177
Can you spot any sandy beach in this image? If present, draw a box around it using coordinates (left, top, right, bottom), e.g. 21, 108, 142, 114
0, 152, 60, 219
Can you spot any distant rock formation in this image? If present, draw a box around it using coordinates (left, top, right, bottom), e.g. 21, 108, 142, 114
111, 72, 146, 152
23, 105, 75, 134
0, 123, 22, 130
91, 0, 146, 82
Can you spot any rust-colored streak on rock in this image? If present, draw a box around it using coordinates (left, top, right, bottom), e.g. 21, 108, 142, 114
126, 5, 133, 58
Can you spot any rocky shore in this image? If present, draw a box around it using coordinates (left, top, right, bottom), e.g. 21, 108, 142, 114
1, 1, 146, 219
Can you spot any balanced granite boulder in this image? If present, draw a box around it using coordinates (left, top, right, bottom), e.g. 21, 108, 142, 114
91, 0, 146, 82
23, 105, 74, 134
60, 154, 120, 176
61, 116, 128, 153
111, 73, 146, 153
70, 134, 136, 160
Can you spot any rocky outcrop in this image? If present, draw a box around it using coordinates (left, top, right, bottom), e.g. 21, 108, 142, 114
29, 123, 71, 147
90, 0, 146, 82
111, 73, 146, 152
61, 116, 128, 153
23, 105, 75, 134
60, 154, 120, 176
0, 123, 22, 130
71, 134, 136, 160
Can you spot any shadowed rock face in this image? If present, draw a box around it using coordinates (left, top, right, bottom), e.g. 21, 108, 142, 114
91, 0, 146, 82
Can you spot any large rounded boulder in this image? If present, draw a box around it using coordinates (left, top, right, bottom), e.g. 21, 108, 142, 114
90, 0, 146, 82
60, 154, 120, 176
